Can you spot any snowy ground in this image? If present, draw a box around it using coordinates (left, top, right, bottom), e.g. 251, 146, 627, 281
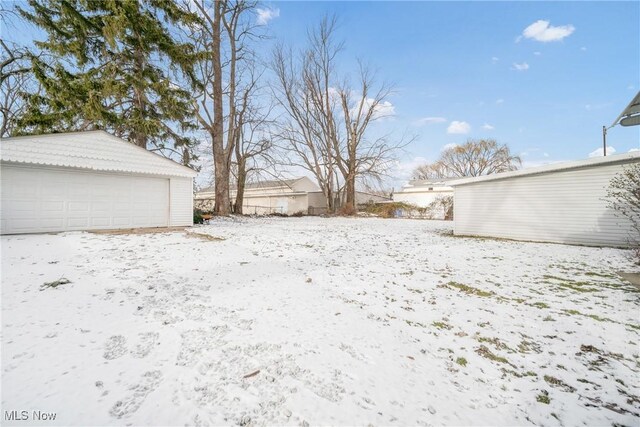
1, 217, 639, 426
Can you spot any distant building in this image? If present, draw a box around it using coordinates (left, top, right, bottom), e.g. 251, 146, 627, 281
392, 179, 454, 219
195, 176, 390, 215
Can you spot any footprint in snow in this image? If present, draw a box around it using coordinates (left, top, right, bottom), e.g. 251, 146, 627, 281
103, 335, 127, 360
130, 332, 159, 359
109, 370, 162, 419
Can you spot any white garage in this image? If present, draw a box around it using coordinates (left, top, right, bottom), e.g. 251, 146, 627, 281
450, 152, 640, 247
0, 131, 196, 234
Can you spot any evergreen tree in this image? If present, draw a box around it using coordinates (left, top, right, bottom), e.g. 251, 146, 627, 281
18, 0, 200, 166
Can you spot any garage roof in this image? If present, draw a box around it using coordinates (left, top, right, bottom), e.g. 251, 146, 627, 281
449, 151, 640, 186
0, 130, 197, 177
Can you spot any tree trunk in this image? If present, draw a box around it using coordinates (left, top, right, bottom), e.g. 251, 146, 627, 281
235, 158, 246, 215
345, 172, 356, 214
132, 44, 148, 149
212, 1, 229, 215
343, 124, 357, 214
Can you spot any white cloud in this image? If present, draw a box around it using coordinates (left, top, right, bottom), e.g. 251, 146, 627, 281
447, 121, 471, 134
413, 117, 447, 126
589, 146, 616, 157
393, 156, 428, 183
441, 143, 459, 152
482, 123, 495, 130
584, 102, 612, 111
533, 51, 542, 56
496, 98, 504, 104
256, 8, 280, 25
580, 46, 587, 51
491, 56, 499, 63
543, 152, 549, 157
629, 148, 640, 153
372, 100, 395, 119
512, 62, 530, 71
349, 97, 396, 121
521, 20, 575, 42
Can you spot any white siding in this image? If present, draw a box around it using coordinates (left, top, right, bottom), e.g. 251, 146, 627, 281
169, 177, 193, 226
453, 162, 635, 247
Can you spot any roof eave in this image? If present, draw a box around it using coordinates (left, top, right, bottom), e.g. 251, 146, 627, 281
449, 152, 640, 187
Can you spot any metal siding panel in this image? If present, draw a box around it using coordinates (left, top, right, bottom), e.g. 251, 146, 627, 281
453, 162, 636, 246
169, 177, 193, 226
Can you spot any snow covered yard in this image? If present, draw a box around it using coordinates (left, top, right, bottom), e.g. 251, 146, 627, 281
1, 217, 639, 426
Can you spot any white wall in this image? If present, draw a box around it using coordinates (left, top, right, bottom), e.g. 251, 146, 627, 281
169, 177, 193, 226
240, 194, 308, 215
453, 162, 636, 247
393, 189, 453, 208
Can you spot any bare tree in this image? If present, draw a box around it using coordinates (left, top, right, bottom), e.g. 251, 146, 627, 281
271, 29, 341, 212
413, 139, 521, 179
185, 0, 263, 216
271, 16, 402, 214
336, 62, 397, 213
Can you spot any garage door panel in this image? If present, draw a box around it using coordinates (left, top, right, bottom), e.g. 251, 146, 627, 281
11, 200, 40, 213
1, 166, 169, 234
112, 216, 132, 227
68, 201, 90, 213
67, 182, 90, 199
42, 201, 64, 212
90, 217, 112, 227
10, 178, 40, 198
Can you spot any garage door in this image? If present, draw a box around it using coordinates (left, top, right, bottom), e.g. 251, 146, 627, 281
1, 165, 169, 234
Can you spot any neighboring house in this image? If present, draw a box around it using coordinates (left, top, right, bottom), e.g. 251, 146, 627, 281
0, 131, 196, 234
392, 179, 454, 219
449, 152, 640, 247
195, 176, 390, 215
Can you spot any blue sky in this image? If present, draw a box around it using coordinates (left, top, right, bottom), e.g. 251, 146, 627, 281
260, 1, 640, 181
6, 1, 639, 187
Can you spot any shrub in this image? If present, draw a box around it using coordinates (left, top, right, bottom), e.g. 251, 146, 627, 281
193, 209, 205, 224
607, 164, 640, 262
362, 202, 416, 218
339, 204, 356, 216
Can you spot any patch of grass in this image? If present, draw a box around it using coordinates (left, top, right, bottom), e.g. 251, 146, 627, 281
584, 271, 617, 279
542, 275, 599, 293
475, 345, 511, 365
531, 302, 550, 309
543, 315, 555, 321
447, 281, 494, 297
432, 321, 453, 330
544, 375, 576, 393
536, 391, 550, 404
477, 336, 512, 351
405, 320, 427, 328
563, 309, 614, 323
455, 357, 467, 367
518, 340, 542, 354
586, 314, 613, 323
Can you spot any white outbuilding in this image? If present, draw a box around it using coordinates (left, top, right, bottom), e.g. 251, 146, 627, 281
1, 131, 196, 234
450, 152, 640, 247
